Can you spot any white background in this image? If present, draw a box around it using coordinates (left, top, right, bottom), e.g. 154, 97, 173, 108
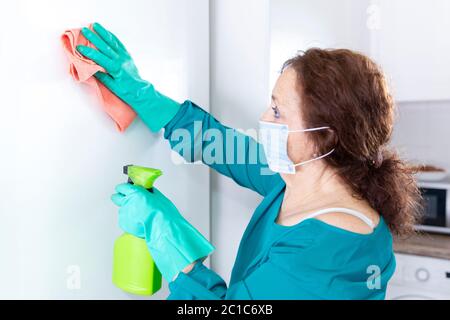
0, 0, 210, 299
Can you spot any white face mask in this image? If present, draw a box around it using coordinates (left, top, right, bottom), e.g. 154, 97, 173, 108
259, 120, 335, 174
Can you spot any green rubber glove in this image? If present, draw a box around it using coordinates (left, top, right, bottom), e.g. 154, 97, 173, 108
76, 22, 180, 132
111, 183, 215, 282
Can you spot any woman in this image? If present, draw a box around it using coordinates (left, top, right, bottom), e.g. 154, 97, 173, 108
77, 23, 422, 300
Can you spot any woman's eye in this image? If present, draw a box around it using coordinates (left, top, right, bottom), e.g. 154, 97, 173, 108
272, 106, 280, 119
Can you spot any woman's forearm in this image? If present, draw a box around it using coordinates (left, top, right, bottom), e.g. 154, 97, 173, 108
182, 261, 197, 274
172, 261, 198, 282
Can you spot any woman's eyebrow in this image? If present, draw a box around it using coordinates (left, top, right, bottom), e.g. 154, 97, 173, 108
271, 94, 279, 103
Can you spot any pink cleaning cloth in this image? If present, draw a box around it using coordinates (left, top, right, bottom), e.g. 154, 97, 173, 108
61, 24, 136, 132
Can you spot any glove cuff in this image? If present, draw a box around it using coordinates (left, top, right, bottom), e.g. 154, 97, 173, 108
146, 226, 215, 282
133, 84, 181, 133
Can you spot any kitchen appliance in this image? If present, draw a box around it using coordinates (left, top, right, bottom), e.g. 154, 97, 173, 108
416, 180, 450, 235
386, 253, 450, 300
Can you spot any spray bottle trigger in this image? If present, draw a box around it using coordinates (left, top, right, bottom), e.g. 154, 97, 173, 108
127, 177, 154, 193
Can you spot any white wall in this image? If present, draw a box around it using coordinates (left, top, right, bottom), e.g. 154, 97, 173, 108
270, 0, 371, 87
392, 101, 450, 171
0, 0, 210, 299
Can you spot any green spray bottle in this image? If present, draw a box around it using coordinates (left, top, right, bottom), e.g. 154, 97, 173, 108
112, 165, 163, 295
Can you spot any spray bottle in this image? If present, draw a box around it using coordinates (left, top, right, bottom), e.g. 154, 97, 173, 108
112, 165, 163, 295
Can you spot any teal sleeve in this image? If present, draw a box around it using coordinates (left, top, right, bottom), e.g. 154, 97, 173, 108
163, 100, 282, 197
167, 262, 227, 300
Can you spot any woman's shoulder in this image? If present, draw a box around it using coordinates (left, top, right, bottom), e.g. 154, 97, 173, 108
276, 202, 381, 236
312, 210, 380, 235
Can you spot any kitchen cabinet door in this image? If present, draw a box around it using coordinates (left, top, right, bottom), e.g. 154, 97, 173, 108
370, 0, 450, 102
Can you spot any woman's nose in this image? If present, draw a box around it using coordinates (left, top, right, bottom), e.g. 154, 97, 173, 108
259, 107, 272, 122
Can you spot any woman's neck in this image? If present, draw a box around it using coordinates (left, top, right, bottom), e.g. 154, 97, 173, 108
280, 162, 352, 215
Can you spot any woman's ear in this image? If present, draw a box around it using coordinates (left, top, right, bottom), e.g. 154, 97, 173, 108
329, 128, 338, 144
324, 128, 338, 151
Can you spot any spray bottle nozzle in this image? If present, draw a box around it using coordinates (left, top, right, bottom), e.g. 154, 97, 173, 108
123, 165, 163, 190
123, 165, 131, 175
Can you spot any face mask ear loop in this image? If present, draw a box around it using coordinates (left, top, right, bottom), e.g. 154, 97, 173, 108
289, 126, 331, 133
288, 126, 334, 167
293, 148, 336, 167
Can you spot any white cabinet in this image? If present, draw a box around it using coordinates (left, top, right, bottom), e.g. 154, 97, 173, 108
270, 0, 450, 102
370, 0, 450, 102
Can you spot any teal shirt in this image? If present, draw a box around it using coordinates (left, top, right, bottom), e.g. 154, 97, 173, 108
163, 100, 396, 300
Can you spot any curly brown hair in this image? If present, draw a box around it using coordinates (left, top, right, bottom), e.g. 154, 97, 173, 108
281, 48, 423, 236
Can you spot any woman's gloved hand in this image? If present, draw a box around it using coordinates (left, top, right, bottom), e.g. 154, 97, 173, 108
76, 22, 181, 132
111, 183, 215, 282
